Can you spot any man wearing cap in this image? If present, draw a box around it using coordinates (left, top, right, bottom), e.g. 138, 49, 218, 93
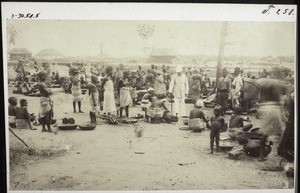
168, 65, 189, 117
189, 99, 209, 131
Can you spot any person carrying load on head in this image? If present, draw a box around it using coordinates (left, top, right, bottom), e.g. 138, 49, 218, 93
168, 65, 189, 117
189, 99, 209, 132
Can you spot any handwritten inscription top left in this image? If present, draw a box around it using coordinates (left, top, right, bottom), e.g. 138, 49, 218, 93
11, 13, 40, 19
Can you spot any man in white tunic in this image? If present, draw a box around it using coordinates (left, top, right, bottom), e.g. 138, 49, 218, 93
168, 65, 189, 117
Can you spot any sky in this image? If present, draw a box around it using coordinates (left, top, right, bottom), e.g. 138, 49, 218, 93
7, 20, 296, 58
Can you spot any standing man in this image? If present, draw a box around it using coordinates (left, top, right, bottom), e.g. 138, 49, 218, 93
216, 68, 231, 115
168, 65, 189, 117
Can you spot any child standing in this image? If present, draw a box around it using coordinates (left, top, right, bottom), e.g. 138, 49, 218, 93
70, 71, 83, 113
210, 107, 225, 154
8, 97, 17, 128
88, 75, 99, 124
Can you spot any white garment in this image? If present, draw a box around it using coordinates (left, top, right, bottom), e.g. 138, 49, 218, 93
232, 74, 243, 92
173, 98, 186, 117
169, 73, 189, 116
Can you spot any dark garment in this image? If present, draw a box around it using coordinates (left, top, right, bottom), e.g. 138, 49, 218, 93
279, 99, 294, 160
142, 93, 155, 102
189, 108, 208, 122
218, 77, 231, 91
210, 130, 220, 151
118, 79, 129, 93
9, 105, 17, 116
229, 114, 244, 128
35, 82, 51, 97
217, 91, 228, 111
15, 106, 30, 120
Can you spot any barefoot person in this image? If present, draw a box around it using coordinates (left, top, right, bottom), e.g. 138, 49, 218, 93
101, 66, 116, 115
118, 71, 132, 118
70, 71, 83, 113
210, 106, 225, 154
36, 71, 54, 133
88, 75, 99, 124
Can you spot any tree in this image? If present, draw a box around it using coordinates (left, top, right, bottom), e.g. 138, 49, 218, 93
215, 22, 229, 84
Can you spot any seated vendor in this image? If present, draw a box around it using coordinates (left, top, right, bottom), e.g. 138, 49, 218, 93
189, 99, 209, 130
21, 77, 33, 94
147, 96, 169, 122
15, 99, 35, 130
141, 87, 156, 112
229, 107, 252, 131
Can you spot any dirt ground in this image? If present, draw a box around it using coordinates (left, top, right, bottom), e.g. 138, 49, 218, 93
8, 87, 294, 191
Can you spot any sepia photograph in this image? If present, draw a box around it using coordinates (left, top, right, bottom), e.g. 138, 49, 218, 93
2, 3, 296, 193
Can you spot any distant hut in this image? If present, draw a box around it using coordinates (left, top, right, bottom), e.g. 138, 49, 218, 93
34, 48, 64, 61
8, 48, 32, 61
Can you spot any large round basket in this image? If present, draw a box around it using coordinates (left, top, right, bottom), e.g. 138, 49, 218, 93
58, 124, 78, 130
78, 124, 96, 130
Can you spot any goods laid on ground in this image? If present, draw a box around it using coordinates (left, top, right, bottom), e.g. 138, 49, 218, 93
57, 124, 78, 130
243, 139, 273, 157
228, 149, 244, 160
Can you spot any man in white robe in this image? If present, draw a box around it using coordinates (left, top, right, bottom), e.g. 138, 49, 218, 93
168, 65, 189, 117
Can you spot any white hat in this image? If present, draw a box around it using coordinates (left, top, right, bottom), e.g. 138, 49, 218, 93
176, 65, 183, 73
195, 99, 204, 107
147, 87, 154, 92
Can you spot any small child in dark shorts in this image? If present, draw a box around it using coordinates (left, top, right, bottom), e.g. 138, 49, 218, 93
210, 107, 225, 154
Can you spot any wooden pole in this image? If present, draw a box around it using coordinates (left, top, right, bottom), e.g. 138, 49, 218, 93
216, 22, 229, 85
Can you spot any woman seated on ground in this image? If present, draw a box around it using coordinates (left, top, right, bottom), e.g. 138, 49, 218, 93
141, 87, 156, 115
189, 99, 209, 131
146, 96, 169, 123
228, 107, 252, 131
15, 99, 36, 130
21, 77, 34, 94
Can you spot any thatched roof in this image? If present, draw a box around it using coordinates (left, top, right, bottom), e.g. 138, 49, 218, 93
9, 48, 32, 55
35, 48, 64, 57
